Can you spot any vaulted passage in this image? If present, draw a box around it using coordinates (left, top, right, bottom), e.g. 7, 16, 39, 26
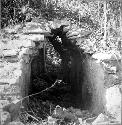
1, 23, 107, 123
28, 24, 106, 115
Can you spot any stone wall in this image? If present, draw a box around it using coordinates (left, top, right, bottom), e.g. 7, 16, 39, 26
0, 32, 44, 124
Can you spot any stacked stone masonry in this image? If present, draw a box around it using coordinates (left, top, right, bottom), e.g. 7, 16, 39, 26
0, 31, 44, 124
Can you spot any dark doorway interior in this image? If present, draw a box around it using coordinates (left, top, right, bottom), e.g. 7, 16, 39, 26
28, 25, 106, 116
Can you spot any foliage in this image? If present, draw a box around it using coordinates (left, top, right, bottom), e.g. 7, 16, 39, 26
1, 0, 97, 28
1, 0, 122, 52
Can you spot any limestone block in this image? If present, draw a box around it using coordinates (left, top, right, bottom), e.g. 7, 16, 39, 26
3, 100, 22, 121
106, 86, 121, 122
23, 26, 45, 33
92, 113, 120, 125
104, 74, 119, 87
21, 39, 35, 48
0, 62, 4, 68
92, 51, 121, 63
0, 79, 15, 85
18, 48, 37, 64
0, 62, 20, 80
0, 85, 6, 94
0, 40, 20, 50
0, 39, 35, 50
11, 40, 24, 49
26, 34, 44, 41
3, 84, 20, 95
2, 50, 18, 57
4, 57, 19, 63
18, 48, 28, 60
7, 121, 24, 125
13, 70, 22, 79
19, 55, 30, 64
0, 85, 21, 101
24, 22, 42, 29
47, 116, 57, 125
19, 48, 33, 57
0, 64, 22, 85
0, 73, 22, 100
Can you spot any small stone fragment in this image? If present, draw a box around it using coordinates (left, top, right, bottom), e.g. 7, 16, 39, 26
47, 116, 57, 125
92, 113, 109, 125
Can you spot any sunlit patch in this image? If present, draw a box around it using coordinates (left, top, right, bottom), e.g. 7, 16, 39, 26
105, 86, 121, 122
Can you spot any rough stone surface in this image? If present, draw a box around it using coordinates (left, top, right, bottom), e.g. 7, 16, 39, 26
92, 52, 121, 122
0, 29, 41, 123
106, 86, 121, 122
3, 101, 22, 121
1, 22, 121, 124
0, 49, 18, 58
7, 121, 24, 125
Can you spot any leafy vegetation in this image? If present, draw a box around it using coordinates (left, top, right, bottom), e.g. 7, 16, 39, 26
1, 0, 122, 52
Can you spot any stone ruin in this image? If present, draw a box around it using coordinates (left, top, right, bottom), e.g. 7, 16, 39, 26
0, 22, 121, 124
0, 24, 46, 124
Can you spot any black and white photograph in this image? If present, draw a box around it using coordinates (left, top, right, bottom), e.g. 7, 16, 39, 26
0, 0, 122, 124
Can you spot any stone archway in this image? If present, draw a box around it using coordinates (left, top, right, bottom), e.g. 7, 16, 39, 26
46, 23, 106, 115
1, 21, 106, 123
